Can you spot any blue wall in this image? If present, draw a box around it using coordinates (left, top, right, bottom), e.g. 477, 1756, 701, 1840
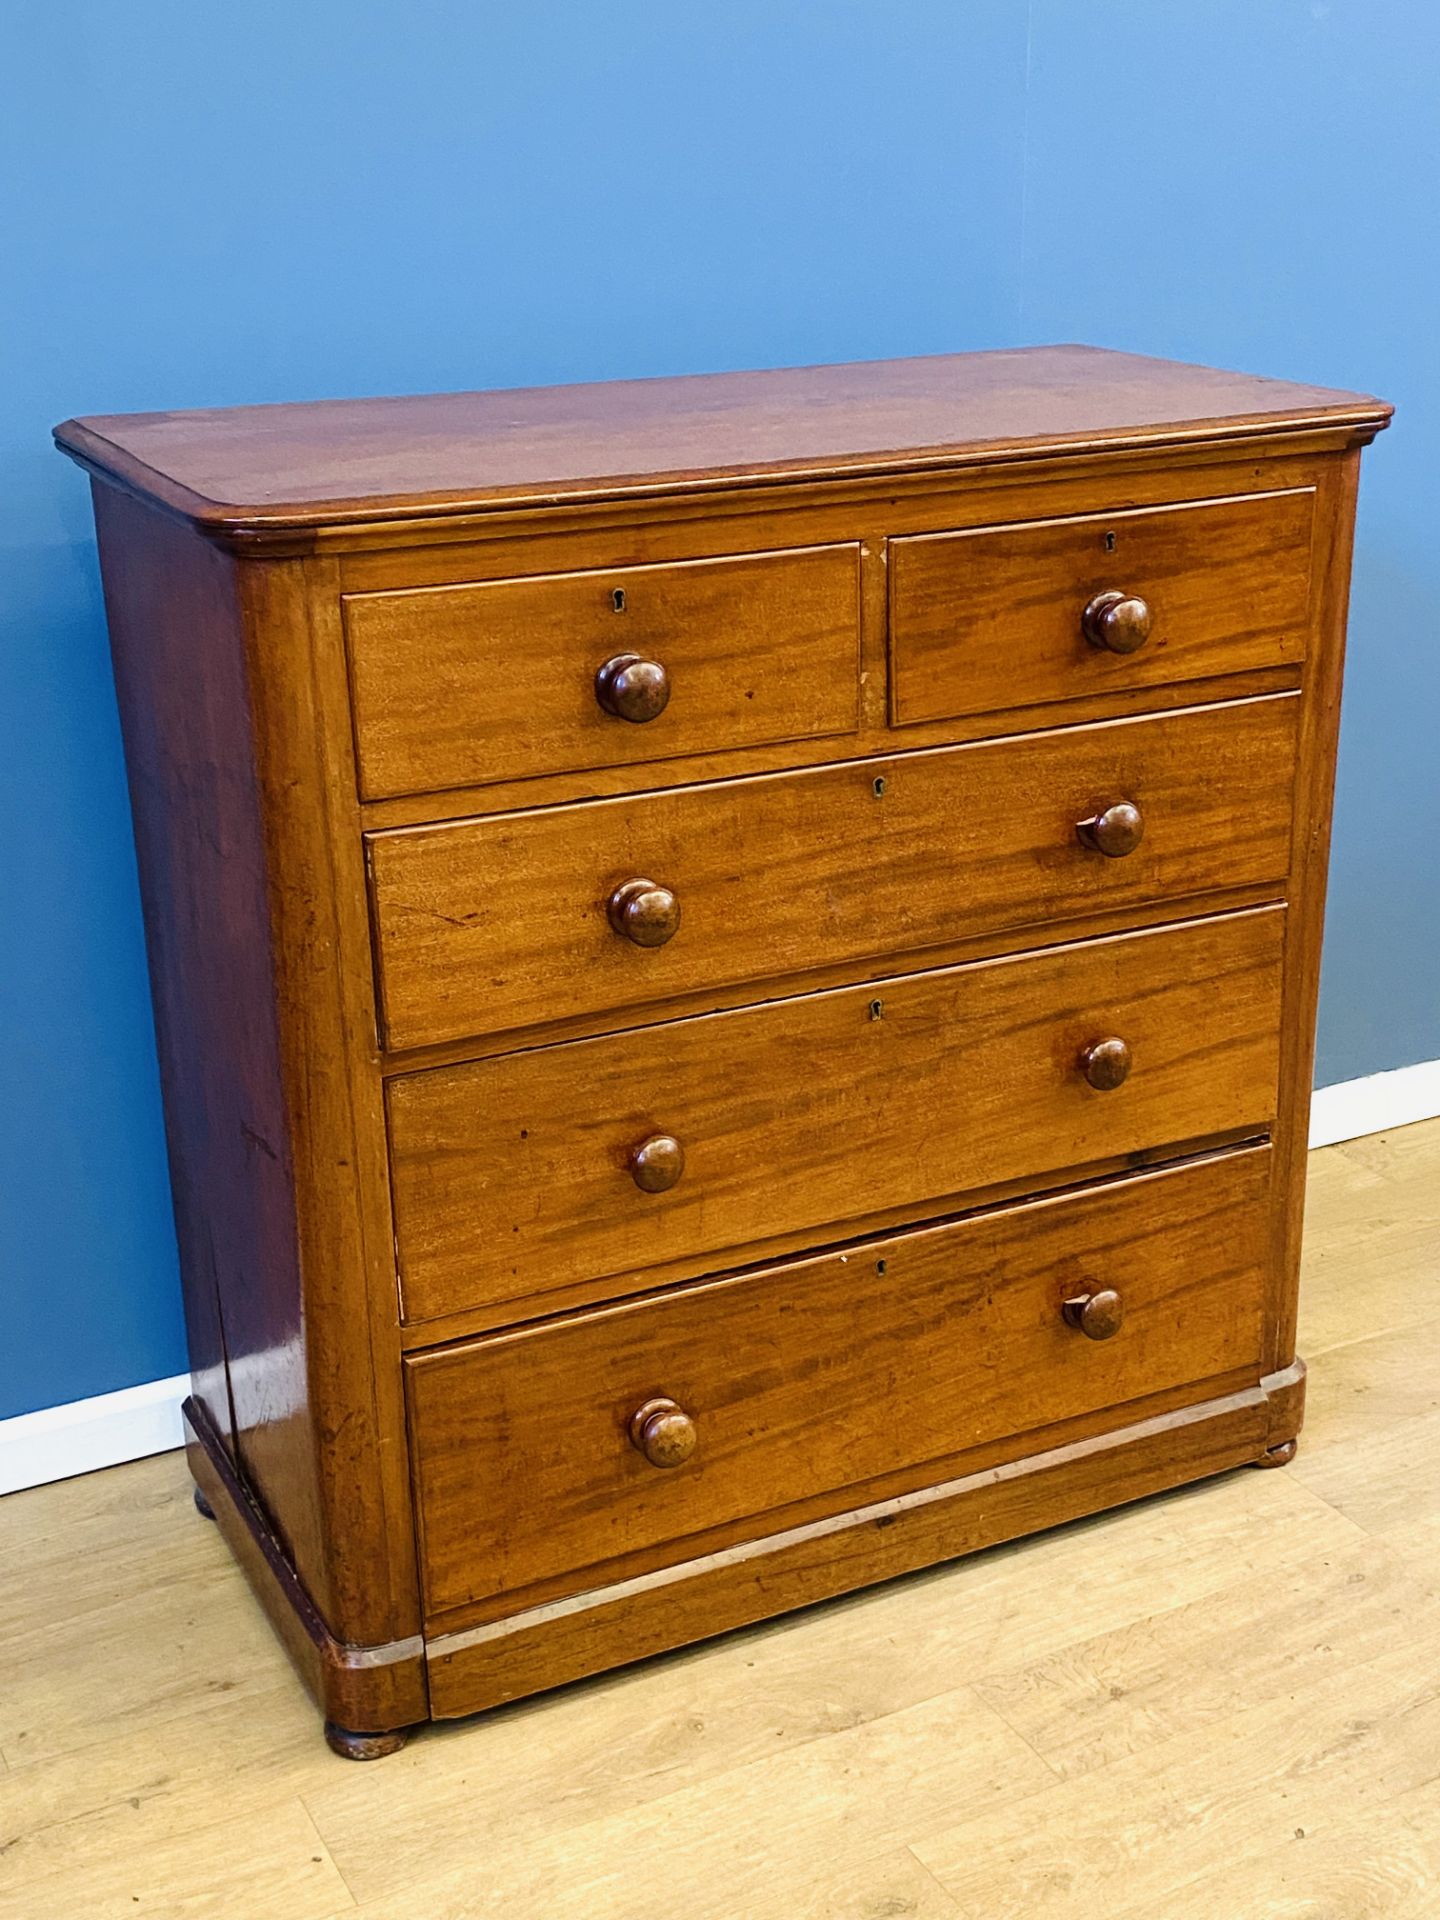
2, 2, 1433, 1419
1018, 0, 1440, 1094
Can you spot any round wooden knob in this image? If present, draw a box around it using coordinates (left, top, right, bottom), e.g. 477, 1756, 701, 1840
595, 653, 671, 723
1083, 590, 1152, 655
607, 878, 681, 948
629, 1397, 698, 1468
628, 1133, 685, 1193
1076, 801, 1144, 858
1079, 1036, 1132, 1090
1062, 1289, 1125, 1341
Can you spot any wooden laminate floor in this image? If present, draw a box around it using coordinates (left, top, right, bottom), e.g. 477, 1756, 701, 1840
3, 1121, 1439, 1919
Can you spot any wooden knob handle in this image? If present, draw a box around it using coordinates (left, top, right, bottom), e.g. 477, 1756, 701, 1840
1076, 801, 1144, 857
1079, 1036, 1132, 1090
607, 878, 681, 948
1062, 1289, 1125, 1340
1083, 590, 1152, 655
628, 1133, 685, 1193
595, 653, 671, 723
629, 1397, 698, 1468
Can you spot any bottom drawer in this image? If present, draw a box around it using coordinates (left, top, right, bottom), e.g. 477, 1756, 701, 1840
407, 1146, 1273, 1623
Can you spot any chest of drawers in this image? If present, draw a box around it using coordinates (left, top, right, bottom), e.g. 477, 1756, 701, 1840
56, 347, 1390, 1758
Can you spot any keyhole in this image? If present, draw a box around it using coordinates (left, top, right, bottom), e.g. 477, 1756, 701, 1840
1104, 531, 1117, 554
612, 588, 626, 613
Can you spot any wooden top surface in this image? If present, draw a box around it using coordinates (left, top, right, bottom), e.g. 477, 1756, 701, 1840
54, 345, 1390, 538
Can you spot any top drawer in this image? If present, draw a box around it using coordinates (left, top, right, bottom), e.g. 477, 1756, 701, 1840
889, 489, 1315, 727
343, 544, 861, 799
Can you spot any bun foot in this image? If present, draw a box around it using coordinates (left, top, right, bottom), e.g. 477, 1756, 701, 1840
193, 1484, 216, 1520
1255, 1438, 1299, 1469
324, 1721, 411, 1761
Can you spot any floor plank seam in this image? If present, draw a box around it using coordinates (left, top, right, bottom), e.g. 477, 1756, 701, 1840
3, 1119, 1437, 1915
1302, 1312, 1440, 1362
293, 1796, 361, 1916
902, 1842, 967, 1915
959, 1689, 1071, 1784
298, 1787, 365, 1907
1254, 1465, 1378, 1535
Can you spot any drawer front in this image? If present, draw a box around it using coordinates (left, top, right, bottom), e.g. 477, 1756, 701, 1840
889, 489, 1315, 727
369, 694, 1298, 1051
389, 908, 1284, 1326
406, 1147, 1273, 1618
344, 544, 861, 800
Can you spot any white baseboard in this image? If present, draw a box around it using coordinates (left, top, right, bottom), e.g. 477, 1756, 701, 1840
1308, 1058, 1440, 1149
0, 1372, 188, 1497
1, 1057, 1437, 1498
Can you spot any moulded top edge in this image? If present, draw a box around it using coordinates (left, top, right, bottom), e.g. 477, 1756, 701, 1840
53, 344, 1392, 544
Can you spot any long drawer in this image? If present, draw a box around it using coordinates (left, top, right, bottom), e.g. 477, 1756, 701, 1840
344, 543, 861, 800
406, 1147, 1274, 1620
888, 487, 1315, 726
388, 907, 1285, 1326
367, 693, 1299, 1051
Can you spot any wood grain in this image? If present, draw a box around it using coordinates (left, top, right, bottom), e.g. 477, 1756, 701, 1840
183, 1399, 426, 1735
913, 1634, 1440, 1920
338, 445, 1330, 835
387, 908, 1285, 1325
88, 488, 422, 1656
368, 693, 1298, 1051
423, 1371, 1296, 1718
0, 1793, 349, 1920
889, 486, 1314, 724
53, 345, 1388, 544
970, 1524, 1429, 1781
234, 553, 423, 1651
406, 1148, 1272, 1619
1266, 451, 1366, 1374
90, 486, 324, 1587
3, 1121, 1434, 1915
332, 441, 1337, 594
56, 347, 1388, 1756
299, 1440, 1368, 1908
345, 543, 860, 799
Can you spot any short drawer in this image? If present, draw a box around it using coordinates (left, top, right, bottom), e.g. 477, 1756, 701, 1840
343, 543, 860, 799
406, 1146, 1273, 1619
388, 907, 1284, 1326
889, 488, 1314, 726
368, 693, 1297, 1051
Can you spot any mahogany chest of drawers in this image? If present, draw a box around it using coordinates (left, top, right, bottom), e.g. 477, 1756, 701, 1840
56, 347, 1390, 1758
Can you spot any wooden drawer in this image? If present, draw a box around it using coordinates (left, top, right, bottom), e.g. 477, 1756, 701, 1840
343, 544, 861, 800
388, 907, 1284, 1327
368, 693, 1298, 1051
406, 1146, 1273, 1620
889, 489, 1314, 727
